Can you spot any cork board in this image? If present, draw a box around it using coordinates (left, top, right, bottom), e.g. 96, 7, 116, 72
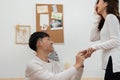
36, 4, 64, 43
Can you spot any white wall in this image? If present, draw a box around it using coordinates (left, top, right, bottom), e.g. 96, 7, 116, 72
0, 0, 104, 78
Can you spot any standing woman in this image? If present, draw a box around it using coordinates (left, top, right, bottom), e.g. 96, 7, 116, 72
90, 0, 120, 80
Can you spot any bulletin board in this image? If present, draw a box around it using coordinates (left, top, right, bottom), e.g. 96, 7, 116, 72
36, 4, 64, 43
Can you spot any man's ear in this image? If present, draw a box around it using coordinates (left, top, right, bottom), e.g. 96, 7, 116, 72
37, 40, 42, 47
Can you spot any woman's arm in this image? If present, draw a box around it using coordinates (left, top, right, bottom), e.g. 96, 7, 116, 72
90, 16, 101, 42
91, 14, 120, 50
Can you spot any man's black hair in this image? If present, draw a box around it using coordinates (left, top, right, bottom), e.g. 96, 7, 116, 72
29, 31, 49, 51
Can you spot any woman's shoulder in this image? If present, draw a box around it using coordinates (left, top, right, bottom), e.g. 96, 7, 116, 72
106, 14, 119, 22
106, 14, 117, 19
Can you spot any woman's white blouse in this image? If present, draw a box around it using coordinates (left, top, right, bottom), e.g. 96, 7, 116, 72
25, 56, 83, 80
90, 14, 120, 72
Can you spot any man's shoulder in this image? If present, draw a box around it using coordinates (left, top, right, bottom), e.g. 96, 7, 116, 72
26, 57, 43, 68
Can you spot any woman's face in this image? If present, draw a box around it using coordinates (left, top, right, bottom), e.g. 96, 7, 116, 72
96, 0, 107, 14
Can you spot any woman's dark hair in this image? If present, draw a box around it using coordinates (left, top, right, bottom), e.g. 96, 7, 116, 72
96, 0, 120, 31
29, 31, 49, 51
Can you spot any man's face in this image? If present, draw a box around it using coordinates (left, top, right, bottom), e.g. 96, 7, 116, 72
40, 37, 54, 53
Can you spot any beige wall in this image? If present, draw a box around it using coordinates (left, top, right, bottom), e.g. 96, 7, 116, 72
0, 77, 104, 80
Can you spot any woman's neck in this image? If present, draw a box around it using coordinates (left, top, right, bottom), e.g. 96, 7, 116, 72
101, 9, 107, 19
